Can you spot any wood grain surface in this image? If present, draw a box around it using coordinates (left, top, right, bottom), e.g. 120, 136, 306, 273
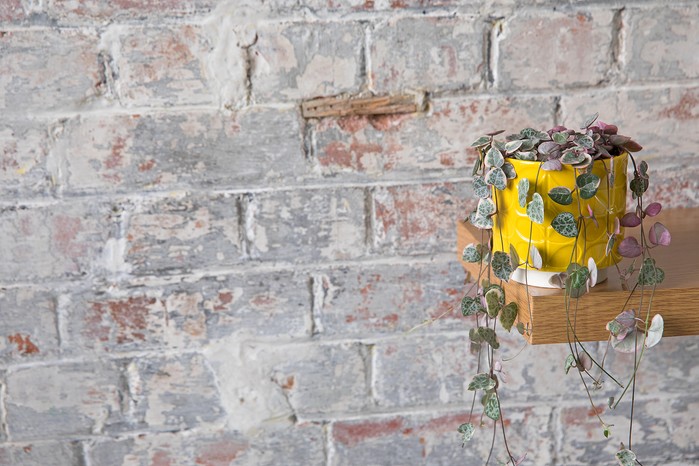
456, 208, 699, 344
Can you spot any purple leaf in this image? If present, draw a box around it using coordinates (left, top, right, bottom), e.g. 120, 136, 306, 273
618, 237, 643, 258
614, 217, 620, 235
538, 141, 560, 154
649, 222, 671, 246
542, 158, 563, 171
623, 140, 643, 152
587, 205, 598, 228
620, 212, 641, 228
645, 202, 662, 217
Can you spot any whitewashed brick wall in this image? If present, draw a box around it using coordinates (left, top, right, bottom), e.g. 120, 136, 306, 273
1, 1, 697, 464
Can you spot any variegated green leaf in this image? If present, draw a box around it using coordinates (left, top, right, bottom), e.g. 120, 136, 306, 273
504, 139, 523, 154
638, 257, 665, 285
485, 146, 504, 168
471, 136, 490, 147
552, 212, 578, 238
483, 392, 500, 420
526, 192, 544, 224
576, 173, 600, 199
461, 296, 484, 316
462, 243, 482, 263
485, 288, 502, 318
468, 373, 496, 391
477, 327, 499, 349
529, 245, 543, 269
517, 178, 529, 208
485, 167, 507, 190
564, 354, 575, 374
502, 162, 517, 179
458, 422, 475, 443
548, 186, 573, 205
615, 449, 636, 466
473, 175, 491, 199
492, 251, 513, 282
499, 302, 518, 332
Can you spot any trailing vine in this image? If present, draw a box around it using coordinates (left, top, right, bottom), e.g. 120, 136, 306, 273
459, 114, 669, 465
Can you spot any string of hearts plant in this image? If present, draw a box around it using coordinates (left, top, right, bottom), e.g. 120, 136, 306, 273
458, 114, 669, 465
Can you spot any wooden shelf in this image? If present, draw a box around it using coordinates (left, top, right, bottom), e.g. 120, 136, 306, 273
457, 207, 699, 345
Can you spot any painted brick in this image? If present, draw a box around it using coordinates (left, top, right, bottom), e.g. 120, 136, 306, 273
0, 1, 27, 23
558, 396, 699, 464
0, 118, 54, 198
250, 188, 366, 262
251, 21, 364, 102
0, 201, 113, 282
0, 441, 83, 466
63, 270, 310, 353
113, 25, 233, 108
498, 10, 615, 90
269, 342, 370, 416
0, 29, 101, 113
626, 6, 699, 83
560, 86, 699, 208
46, 0, 216, 23
131, 353, 224, 431
373, 335, 477, 408
331, 407, 554, 465
125, 193, 241, 275
314, 260, 465, 336
62, 289, 167, 354
5, 361, 126, 440
373, 182, 470, 254
89, 423, 325, 466
312, 96, 554, 180
370, 16, 483, 93
0, 287, 57, 364
59, 107, 306, 193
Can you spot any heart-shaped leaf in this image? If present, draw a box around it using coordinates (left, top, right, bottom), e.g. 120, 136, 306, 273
542, 158, 563, 171
649, 222, 671, 246
462, 243, 483, 263
645, 314, 663, 349
553, 131, 568, 144
618, 236, 642, 258
578, 352, 593, 371
499, 302, 518, 332
551, 212, 578, 238
538, 141, 560, 155
468, 373, 496, 391
461, 296, 484, 316
530, 245, 543, 270
485, 288, 502, 318
638, 257, 665, 286
458, 423, 475, 443
620, 212, 641, 227
561, 149, 586, 165
526, 193, 544, 224
504, 139, 523, 154
548, 186, 573, 205
477, 197, 496, 217
483, 392, 500, 420
576, 173, 600, 199
485, 167, 507, 190
645, 202, 662, 217
470, 212, 493, 230
471, 136, 490, 147
485, 146, 504, 168
630, 176, 649, 198
517, 178, 529, 208
615, 449, 636, 466
471, 158, 481, 176
514, 151, 536, 161
575, 135, 594, 149
492, 251, 513, 282
502, 162, 517, 179
473, 175, 491, 199
477, 327, 499, 349
567, 263, 589, 290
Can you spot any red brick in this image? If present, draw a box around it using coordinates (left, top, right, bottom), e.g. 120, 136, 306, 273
0, 288, 58, 363
0, 441, 83, 466
498, 10, 615, 90
0, 0, 26, 23
373, 181, 470, 254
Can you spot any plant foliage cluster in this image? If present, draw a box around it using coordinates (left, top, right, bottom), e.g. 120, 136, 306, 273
458, 114, 669, 466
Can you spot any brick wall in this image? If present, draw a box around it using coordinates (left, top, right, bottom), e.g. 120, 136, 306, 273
1, 1, 698, 465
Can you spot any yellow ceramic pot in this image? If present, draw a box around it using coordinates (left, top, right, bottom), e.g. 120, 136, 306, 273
492, 152, 628, 276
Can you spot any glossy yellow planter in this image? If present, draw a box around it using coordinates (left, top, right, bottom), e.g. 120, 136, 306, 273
492, 152, 628, 273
